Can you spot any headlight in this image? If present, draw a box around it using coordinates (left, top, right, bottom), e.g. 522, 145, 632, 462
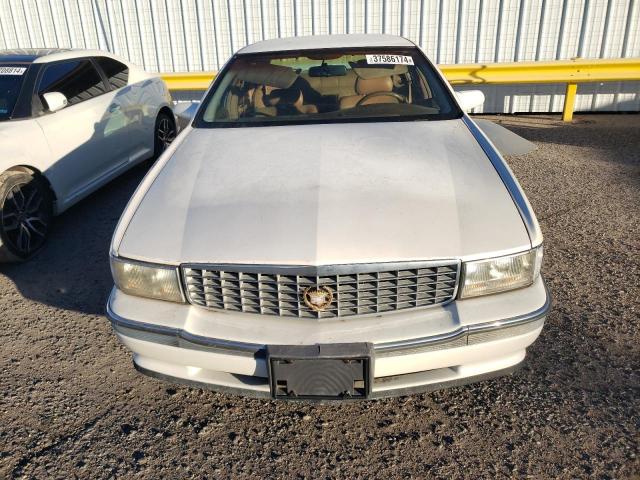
460, 246, 543, 299
110, 257, 184, 303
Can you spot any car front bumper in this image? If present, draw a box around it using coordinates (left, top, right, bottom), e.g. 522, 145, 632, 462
107, 277, 550, 400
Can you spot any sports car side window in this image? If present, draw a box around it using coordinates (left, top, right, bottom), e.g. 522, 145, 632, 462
38, 60, 106, 108
95, 57, 129, 90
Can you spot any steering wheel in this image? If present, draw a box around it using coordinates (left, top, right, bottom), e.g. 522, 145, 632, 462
252, 110, 274, 118
356, 92, 406, 107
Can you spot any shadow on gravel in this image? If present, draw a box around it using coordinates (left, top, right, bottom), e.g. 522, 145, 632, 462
482, 113, 640, 155
0, 163, 149, 315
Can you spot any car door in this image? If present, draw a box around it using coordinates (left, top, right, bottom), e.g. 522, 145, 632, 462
94, 56, 147, 163
35, 58, 116, 206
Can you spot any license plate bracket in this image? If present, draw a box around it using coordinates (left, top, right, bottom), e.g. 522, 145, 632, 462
267, 343, 373, 400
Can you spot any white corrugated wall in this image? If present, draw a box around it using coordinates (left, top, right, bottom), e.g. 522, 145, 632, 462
0, 0, 638, 112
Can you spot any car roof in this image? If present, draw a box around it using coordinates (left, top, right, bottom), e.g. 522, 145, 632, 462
237, 34, 415, 55
0, 48, 72, 63
0, 48, 130, 65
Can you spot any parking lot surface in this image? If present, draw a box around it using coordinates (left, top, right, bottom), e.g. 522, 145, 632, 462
1, 114, 638, 479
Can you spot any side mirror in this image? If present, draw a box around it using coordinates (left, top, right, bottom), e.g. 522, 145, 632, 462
472, 118, 536, 156
173, 102, 199, 130
42, 92, 68, 113
455, 89, 485, 112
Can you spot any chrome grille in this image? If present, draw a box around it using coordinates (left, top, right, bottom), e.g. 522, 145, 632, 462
182, 262, 460, 318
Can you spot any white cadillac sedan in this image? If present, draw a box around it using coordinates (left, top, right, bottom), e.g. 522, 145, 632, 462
108, 35, 550, 401
0, 49, 175, 261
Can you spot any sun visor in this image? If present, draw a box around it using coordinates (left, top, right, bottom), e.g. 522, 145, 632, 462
235, 63, 298, 89
473, 118, 537, 156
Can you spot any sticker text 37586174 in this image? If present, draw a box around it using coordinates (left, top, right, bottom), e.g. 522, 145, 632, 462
365, 55, 414, 65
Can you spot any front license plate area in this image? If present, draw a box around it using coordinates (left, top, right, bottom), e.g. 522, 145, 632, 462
267, 344, 373, 400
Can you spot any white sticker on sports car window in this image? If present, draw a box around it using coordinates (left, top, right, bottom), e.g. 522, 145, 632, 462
365, 54, 414, 65
0, 66, 27, 75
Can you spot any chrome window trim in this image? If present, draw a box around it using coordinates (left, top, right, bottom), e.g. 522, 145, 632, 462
462, 115, 544, 247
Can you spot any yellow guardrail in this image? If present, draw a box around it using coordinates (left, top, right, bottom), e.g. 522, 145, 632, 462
161, 72, 219, 92
161, 58, 640, 122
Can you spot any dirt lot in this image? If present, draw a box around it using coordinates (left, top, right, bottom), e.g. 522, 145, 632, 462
1, 114, 638, 479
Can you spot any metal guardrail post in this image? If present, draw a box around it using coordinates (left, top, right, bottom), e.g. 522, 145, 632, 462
563, 83, 578, 122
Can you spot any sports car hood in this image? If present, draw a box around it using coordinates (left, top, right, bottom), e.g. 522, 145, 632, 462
116, 120, 531, 265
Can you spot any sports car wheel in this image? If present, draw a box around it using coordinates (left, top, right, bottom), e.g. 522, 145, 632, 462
154, 112, 177, 158
0, 171, 52, 262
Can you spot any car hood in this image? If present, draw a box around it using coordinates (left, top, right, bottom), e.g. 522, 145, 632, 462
117, 119, 531, 265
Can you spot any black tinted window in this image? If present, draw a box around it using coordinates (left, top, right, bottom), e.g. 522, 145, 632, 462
39, 60, 105, 107
0, 64, 28, 119
95, 57, 129, 90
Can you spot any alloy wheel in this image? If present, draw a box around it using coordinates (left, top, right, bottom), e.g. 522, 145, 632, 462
1, 182, 48, 256
156, 116, 176, 153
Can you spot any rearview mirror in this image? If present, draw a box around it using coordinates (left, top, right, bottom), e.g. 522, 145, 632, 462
455, 90, 485, 112
42, 92, 68, 113
308, 64, 348, 77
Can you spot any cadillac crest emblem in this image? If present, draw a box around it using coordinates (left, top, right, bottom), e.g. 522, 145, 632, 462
302, 285, 334, 312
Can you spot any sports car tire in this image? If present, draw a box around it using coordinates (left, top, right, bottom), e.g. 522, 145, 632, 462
0, 171, 53, 262
153, 112, 177, 159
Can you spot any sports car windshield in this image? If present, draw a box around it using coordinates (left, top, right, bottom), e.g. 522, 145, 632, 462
0, 64, 27, 120
196, 48, 461, 127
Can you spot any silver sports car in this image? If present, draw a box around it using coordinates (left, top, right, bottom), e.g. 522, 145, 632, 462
107, 34, 550, 401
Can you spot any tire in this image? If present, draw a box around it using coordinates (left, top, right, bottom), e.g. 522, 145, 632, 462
0, 171, 53, 262
153, 111, 177, 159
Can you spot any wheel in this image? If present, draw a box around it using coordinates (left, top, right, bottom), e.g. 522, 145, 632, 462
0, 171, 53, 262
153, 112, 177, 159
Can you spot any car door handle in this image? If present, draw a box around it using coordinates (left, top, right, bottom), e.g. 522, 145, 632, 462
108, 104, 120, 112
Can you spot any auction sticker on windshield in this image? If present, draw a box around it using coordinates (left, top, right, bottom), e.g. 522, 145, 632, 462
0, 66, 27, 75
366, 54, 414, 65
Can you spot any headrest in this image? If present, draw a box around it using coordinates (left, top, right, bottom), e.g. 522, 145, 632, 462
263, 87, 303, 108
352, 64, 409, 79
356, 76, 393, 95
234, 62, 297, 89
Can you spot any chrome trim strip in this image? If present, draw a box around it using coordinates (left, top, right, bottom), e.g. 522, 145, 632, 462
374, 327, 467, 354
181, 260, 460, 276
374, 278, 551, 354
106, 293, 263, 357
462, 115, 544, 247
107, 280, 550, 357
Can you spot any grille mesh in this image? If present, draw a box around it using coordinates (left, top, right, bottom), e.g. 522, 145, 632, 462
182, 263, 459, 318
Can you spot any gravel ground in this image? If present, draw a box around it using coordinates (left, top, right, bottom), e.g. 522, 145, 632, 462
1, 114, 638, 479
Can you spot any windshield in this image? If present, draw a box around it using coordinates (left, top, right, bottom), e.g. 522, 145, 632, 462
0, 64, 28, 120
196, 48, 460, 127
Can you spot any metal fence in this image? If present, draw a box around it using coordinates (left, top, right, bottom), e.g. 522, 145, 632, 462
0, 0, 638, 113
